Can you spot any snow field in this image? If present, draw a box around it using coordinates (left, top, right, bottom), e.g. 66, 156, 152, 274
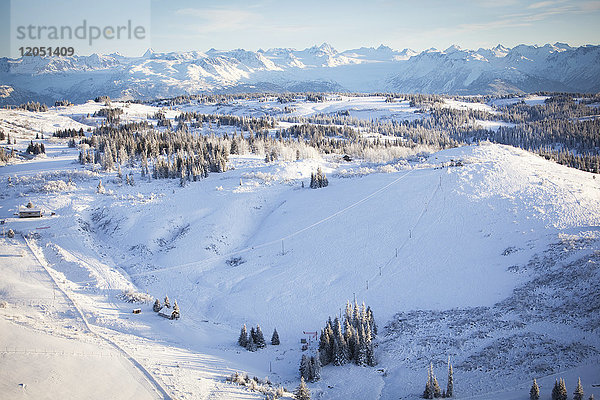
1, 104, 599, 399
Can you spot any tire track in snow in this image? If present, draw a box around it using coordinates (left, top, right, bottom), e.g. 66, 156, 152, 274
23, 235, 173, 400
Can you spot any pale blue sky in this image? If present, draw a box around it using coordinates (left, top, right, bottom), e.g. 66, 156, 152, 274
2, 0, 599, 57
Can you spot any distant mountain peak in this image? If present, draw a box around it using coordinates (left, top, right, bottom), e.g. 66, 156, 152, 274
313, 42, 337, 54
1, 42, 598, 104
142, 48, 156, 58
444, 44, 463, 53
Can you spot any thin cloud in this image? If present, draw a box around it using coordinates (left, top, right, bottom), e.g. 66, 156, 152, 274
527, 0, 565, 9
175, 7, 261, 34
478, 0, 520, 7
581, 0, 600, 10
175, 6, 314, 36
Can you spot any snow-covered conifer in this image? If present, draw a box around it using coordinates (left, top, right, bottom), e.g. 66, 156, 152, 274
366, 341, 376, 367
238, 324, 248, 347
553, 379, 560, 400
255, 325, 266, 348
332, 339, 345, 366
574, 378, 584, 400
271, 328, 280, 345
424, 366, 434, 399
294, 376, 311, 400
446, 362, 454, 397
246, 335, 257, 352
311, 356, 321, 382
432, 374, 442, 398
171, 300, 180, 320
355, 339, 367, 366
299, 354, 310, 381
318, 330, 331, 365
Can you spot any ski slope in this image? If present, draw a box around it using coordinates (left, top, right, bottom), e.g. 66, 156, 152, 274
0, 110, 599, 399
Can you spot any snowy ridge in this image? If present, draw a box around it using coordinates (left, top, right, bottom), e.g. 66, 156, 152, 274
1, 42, 599, 104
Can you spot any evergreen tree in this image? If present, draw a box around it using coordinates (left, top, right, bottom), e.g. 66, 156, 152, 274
271, 328, 280, 345
345, 301, 353, 324
171, 300, 180, 319
299, 354, 310, 381
446, 361, 454, 397
424, 364, 441, 398
366, 341, 376, 367
164, 295, 170, 308
332, 338, 346, 366
554, 379, 568, 400
573, 378, 584, 400
588, 395, 594, 400
553, 379, 561, 400
355, 339, 367, 366
238, 324, 248, 347
246, 334, 257, 352
367, 306, 377, 336
432, 375, 442, 398
250, 327, 256, 344
345, 321, 356, 361
230, 139, 239, 155
294, 376, 311, 400
424, 365, 434, 399
255, 324, 266, 348
153, 298, 161, 312
333, 318, 348, 364
318, 329, 331, 365
311, 356, 321, 382
530, 378, 539, 400
560, 379, 568, 400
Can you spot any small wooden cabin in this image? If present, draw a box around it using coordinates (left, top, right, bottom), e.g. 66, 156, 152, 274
19, 207, 42, 218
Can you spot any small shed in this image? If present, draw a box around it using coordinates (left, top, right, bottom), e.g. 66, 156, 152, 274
18, 207, 42, 218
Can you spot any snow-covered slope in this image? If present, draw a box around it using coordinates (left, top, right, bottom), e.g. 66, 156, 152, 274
1, 106, 599, 400
1, 42, 599, 105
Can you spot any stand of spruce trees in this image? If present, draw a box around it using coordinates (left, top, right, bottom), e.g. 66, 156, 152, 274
535, 377, 591, 400
299, 354, 321, 382
310, 167, 328, 189
318, 301, 377, 368
423, 361, 453, 398
237, 324, 269, 352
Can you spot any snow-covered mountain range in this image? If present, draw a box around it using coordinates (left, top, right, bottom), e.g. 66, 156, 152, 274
1, 42, 599, 104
